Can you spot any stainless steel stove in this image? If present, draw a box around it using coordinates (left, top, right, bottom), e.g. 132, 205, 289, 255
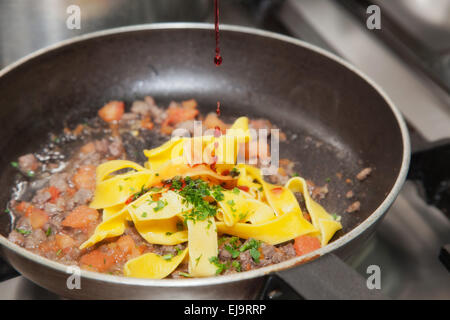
0, 0, 449, 299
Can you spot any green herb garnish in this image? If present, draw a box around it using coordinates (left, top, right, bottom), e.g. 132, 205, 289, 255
153, 200, 168, 212
230, 167, 240, 178
179, 272, 192, 278
239, 239, 261, 263
208, 256, 228, 275
16, 228, 31, 235
232, 261, 242, 272
162, 254, 173, 261
45, 227, 52, 237
10, 161, 18, 168
224, 244, 240, 259
195, 254, 203, 266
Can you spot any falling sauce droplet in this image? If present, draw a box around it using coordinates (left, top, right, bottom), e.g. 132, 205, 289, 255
214, 55, 222, 66
214, 126, 221, 138
214, 0, 222, 66
216, 101, 221, 116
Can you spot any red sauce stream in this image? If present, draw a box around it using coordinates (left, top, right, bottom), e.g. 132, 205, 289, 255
214, 0, 222, 66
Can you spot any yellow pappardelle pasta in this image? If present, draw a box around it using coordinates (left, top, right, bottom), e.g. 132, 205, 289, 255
83, 117, 342, 279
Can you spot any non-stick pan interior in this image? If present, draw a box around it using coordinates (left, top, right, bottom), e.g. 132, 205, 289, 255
0, 26, 404, 241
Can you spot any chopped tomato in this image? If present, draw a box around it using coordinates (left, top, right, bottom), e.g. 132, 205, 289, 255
237, 185, 250, 192
16, 201, 31, 214
72, 124, 84, 135
80, 250, 115, 272
65, 187, 77, 197
141, 116, 154, 130
72, 165, 96, 191
162, 101, 199, 127
80, 142, 95, 154
114, 235, 140, 259
271, 187, 284, 195
181, 99, 198, 109
294, 235, 321, 256
80, 235, 139, 272
39, 240, 58, 254
47, 186, 60, 203
62, 205, 99, 231
28, 208, 49, 229
55, 233, 75, 251
98, 101, 125, 123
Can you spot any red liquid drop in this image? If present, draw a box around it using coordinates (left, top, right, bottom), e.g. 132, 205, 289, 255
216, 101, 221, 116
214, 55, 222, 66
214, 126, 221, 138
214, 0, 222, 66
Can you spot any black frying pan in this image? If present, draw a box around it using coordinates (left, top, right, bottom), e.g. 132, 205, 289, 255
0, 24, 409, 299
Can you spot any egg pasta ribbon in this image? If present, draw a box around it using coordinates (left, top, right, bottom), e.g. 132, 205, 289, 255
124, 248, 188, 279
187, 217, 218, 277
285, 177, 342, 246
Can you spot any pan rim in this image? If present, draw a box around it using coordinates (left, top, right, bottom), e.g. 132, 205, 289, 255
0, 23, 410, 288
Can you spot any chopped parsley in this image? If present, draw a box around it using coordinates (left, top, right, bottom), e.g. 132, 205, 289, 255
224, 244, 240, 259
179, 272, 192, 278
27, 171, 35, 177
165, 231, 173, 236
175, 177, 219, 222
162, 254, 173, 261
209, 256, 228, 275
292, 172, 299, 177
331, 213, 341, 222
227, 200, 236, 206
127, 185, 151, 203
10, 161, 18, 168
176, 221, 184, 231
150, 186, 162, 192
15, 228, 31, 236
232, 187, 240, 195
153, 199, 168, 212
45, 227, 52, 237
141, 212, 148, 218
232, 261, 242, 272
56, 249, 62, 256
325, 177, 331, 183
230, 167, 240, 178
238, 211, 248, 221
195, 254, 203, 266
239, 239, 261, 264
212, 185, 224, 202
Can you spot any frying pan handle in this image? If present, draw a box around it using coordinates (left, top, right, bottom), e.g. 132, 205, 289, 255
0, 250, 20, 282
259, 253, 386, 300
408, 137, 450, 218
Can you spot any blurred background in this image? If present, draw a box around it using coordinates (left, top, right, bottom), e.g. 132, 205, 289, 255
0, 0, 449, 299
